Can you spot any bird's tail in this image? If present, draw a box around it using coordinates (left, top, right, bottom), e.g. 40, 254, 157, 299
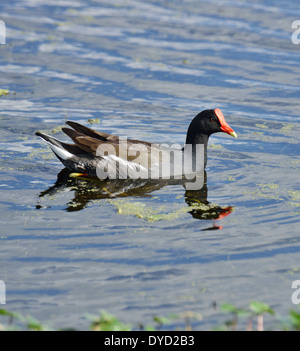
35, 131, 74, 161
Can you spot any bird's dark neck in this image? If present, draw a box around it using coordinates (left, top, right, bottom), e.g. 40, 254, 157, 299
185, 132, 209, 147
184, 133, 209, 168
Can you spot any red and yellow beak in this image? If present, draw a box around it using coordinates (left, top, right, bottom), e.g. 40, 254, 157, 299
214, 108, 237, 138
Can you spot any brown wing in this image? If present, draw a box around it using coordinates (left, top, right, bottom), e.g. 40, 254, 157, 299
62, 128, 107, 155
66, 121, 152, 147
62, 126, 155, 165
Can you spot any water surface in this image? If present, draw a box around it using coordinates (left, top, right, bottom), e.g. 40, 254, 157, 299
0, 0, 300, 329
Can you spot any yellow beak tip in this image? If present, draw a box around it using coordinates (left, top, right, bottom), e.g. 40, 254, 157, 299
230, 131, 238, 139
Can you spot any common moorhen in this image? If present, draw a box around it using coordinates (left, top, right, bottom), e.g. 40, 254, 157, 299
35, 108, 237, 179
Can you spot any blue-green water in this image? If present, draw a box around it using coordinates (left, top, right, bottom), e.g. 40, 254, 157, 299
0, 0, 300, 329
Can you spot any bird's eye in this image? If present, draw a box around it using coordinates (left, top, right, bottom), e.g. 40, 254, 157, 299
211, 117, 216, 122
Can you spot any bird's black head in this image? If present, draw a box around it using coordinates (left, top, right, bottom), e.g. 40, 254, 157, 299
185, 108, 237, 145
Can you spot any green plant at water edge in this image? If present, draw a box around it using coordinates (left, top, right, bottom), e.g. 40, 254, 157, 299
86, 311, 131, 331
0, 309, 49, 331
1, 303, 300, 331
218, 301, 275, 331
288, 309, 300, 331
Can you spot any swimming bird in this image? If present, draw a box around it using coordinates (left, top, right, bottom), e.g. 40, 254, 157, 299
35, 108, 237, 180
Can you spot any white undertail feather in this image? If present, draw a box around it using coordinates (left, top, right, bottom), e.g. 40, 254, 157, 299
49, 143, 73, 160
38, 135, 74, 160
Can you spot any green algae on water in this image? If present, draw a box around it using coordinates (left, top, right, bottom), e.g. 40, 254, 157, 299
289, 190, 300, 202
107, 199, 226, 222
288, 190, 300, 207
88, 118, 100, 125
243, 183, 282, 201
258, 183, 279, 191
208, 144, 223, 150
39, 125, 63, 135
255, 123, 268, 130
227, 176, 236, 182
280, 123, 294, 134
0, 89, 9, 97
26, 148, 55, 160
244, 184, 300, 208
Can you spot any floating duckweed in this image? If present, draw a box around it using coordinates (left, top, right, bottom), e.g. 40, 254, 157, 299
288, 190, 300, 207
0, 166, 14, 171
258, 183, 279, 191
88, 118, 100, 125
108, 199, 225, 222
244, 183, 282, 201
289, 190, 300, 202
280, 124, 294, 134
19, 136, 29, 141
39, 125, 64, 135
289, 202, 300, 208
209, 144, 223, 150
26, 148, 55, 160
108, 200, 159, 221
255, 123, 268, 129
51, 126, 63, 134
244, 185, 300, 208
0, 89, 9, 97
146, 207, 193, 222
227, 176, 236, 182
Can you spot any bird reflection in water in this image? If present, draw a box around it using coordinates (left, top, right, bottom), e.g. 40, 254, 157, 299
184, 172, 233, 229
37, 169, 233, 230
